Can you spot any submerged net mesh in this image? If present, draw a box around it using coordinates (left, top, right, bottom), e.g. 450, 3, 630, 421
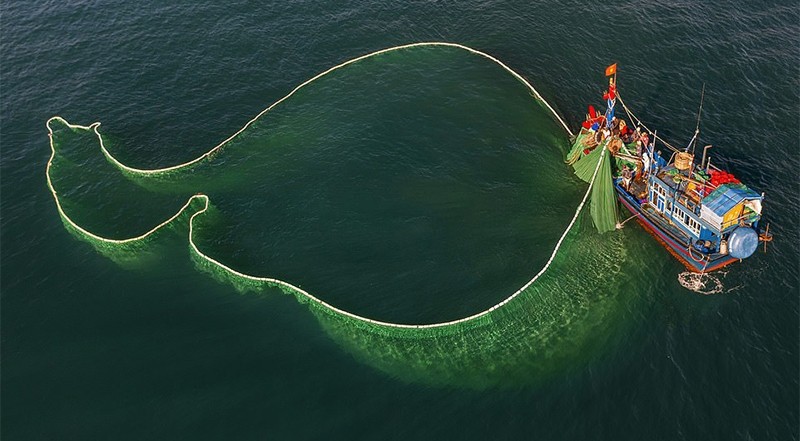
44, 42, 643, 388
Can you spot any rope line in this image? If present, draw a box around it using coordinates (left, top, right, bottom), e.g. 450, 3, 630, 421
616, 92, 681, 154
81, 42, 574, 177
616, 212, 639, 228
46, 42, 601, 329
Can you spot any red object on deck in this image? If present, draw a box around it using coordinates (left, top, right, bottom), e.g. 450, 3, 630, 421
588, 105, 597, 119
709, 170, 740, 186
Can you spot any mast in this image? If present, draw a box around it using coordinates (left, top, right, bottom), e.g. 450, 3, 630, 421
688, 83, 705, 154
651, 129, 657, 172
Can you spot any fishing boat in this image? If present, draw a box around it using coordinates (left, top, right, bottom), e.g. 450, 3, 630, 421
566, 64, 773, 272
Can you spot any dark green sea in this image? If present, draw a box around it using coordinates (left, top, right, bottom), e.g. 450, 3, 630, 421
2, 2, 798, 440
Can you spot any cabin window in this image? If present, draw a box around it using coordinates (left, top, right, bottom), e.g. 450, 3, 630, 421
688, 219, 700, 235
666, 201, 672, 213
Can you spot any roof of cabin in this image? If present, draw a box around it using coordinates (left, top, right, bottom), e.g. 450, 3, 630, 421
654, 167, 682, 190
702, 184, 761, 216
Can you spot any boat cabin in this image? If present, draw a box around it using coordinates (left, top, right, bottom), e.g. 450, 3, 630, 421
700, 184, 763, 233
641, 157, 763, 253
648, 167, 706, 241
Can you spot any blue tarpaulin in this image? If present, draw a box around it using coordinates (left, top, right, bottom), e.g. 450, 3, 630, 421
702, 184, 761, 217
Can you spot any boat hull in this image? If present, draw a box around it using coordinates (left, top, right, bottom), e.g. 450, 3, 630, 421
615, 186, 739, 273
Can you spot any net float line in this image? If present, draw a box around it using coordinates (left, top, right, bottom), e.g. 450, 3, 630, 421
46, 43, 599, 329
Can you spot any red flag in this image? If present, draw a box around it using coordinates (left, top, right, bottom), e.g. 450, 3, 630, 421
605, 63, 617, 77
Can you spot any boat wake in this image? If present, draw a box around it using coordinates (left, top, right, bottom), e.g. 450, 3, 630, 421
677, 271, 725, 295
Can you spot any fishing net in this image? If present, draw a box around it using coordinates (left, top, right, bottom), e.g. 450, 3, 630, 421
565, 129, 595, 165
44, 42, 642, 388
572, 138, 604, 182
590, 148, 619, 233
570, 136, 619, 232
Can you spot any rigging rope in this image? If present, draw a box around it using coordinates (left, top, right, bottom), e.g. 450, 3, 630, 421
616, 92, 681, 154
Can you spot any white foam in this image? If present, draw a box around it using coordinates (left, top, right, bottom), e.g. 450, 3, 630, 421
678, 271, 724, 295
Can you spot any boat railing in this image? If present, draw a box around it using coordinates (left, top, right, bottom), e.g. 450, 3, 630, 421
720, 212, 760, 231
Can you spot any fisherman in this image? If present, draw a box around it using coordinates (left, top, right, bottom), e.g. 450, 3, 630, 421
621, 165, 633, 191
621, 125, 634, 144
654, 150, 663, 174
600, 127, 611, 142
634, 127, 644, 156
641, 131, 650, 150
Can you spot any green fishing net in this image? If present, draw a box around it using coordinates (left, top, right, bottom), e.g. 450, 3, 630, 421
570, 136, 619, 233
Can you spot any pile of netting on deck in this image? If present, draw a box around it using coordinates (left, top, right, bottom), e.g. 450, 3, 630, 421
567, 129, 618, 233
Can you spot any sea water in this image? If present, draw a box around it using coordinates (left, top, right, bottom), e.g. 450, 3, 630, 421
2, 1, 798, 439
